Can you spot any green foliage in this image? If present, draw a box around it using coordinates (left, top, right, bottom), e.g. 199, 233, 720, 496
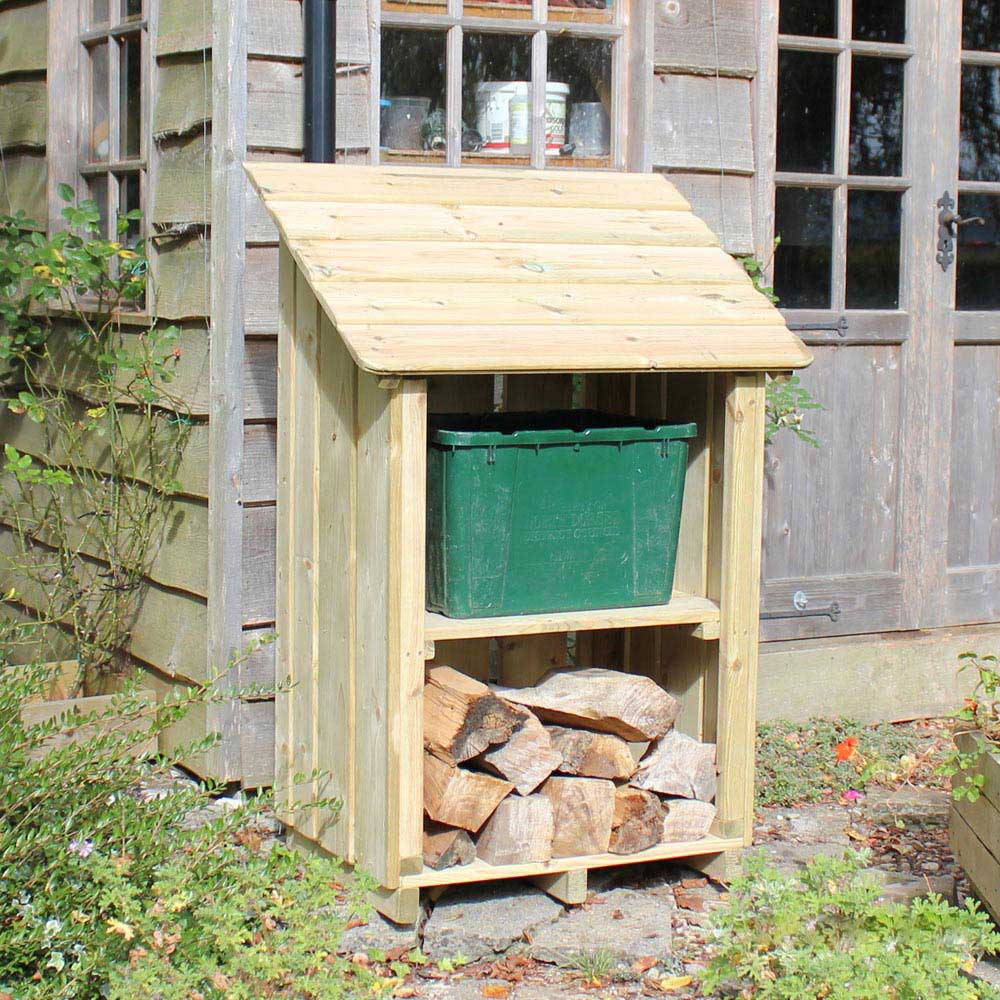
702, 850, 1000, 1000
755, 717, 928, 808
0, 193, 189, 678
938, 652, 1000, 802
0, 622, 363, 1000
737, 244, 779, 305
765, 374, 822, 447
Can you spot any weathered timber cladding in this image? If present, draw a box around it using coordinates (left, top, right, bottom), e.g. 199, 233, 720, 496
650, 75, 753, 174
0, 152, 47, 224
668, 173, 754, 256
153, 234, 211, 319
248, 0, 370, 65
0, 1, 48, 76
653, 0, 756, 77
0, 79, 47, 148
154, 55, 212, 138
153, 133, 212, 227
156, 0, 211, 56
247, 62, 370, 152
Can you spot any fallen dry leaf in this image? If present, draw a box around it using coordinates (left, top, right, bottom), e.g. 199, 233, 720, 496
612, 908, 625, 920
212, 972, 231, 991
633, 956, 658, 974
482, 986, 510, 999
394, 988, 418, 998
350, 952, 373, 967
658, 975, 693, 993
673, 888, 708, 913
680, 878, 707, 889
345, 917, 366, 930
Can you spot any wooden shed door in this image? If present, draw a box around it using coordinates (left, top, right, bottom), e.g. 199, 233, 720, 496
760, 0, 992, 641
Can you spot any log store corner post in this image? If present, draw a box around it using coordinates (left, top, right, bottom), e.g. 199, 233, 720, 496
247, 161, 811, 923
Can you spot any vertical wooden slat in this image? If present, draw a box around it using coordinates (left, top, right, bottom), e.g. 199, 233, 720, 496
47, 0, 80, 235
624, 0, 652, 172
530, 29, 547, 168
316, 314, 358, 859
208, 0, 248, 781
715, 373, 766, 844
291, 271, 321, 837
390, 379, 428, 877
355, 375, 427, 887
275, 243, 296, 817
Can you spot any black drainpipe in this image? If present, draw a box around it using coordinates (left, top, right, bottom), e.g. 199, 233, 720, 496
303, 0, 337, 163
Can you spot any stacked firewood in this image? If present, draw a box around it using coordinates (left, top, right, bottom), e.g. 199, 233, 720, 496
422, 665, 718, 870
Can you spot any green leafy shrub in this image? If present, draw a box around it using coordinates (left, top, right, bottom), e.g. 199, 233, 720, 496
938, 652, 1000, 802
0, 622, 361, 1000
765, 374, 822, 448
755, 717, 932, 808
0, 193, 188, 680
702, 850, 1000, 999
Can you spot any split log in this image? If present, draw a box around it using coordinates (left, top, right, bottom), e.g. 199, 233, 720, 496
540, 775, 615, 857
661, 799, 717, 843
609, 787, 665, 854
423, 822, 476, 870
495, 668, 679, 741
423, 752, 513, 832
479, 710, 562, 795
547, 725, 638, 780
631, 731, 717, 802
476, 793, 554, 866
425, 665, 526, 765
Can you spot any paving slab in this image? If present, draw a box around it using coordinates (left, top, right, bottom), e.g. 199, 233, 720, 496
336, 907, 423, 954
865, 787, 951, 827
422, 883, 565, 962
527, 886, 676, 971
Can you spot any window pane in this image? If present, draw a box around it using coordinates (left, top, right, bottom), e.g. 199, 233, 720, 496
846, 190, 901, 309
956, 194, 1000, 310
852, 0, 905, 42
960, 65, 1000, 181
123, 0, 142, 18
964, 0, 1000, 52
380, 29, 447, 158
849, 56, 904, 176
90, 43, 110, 162
120, 34, 142, 159
119, 171, 141, 246
777, 50, 836, 173
779, 0, 836, 37
92, 0, 109, 25
548, 0, 611, 24
548, 36, 612, 164
462, 0, 531, 18
463, 33, 531, 160
88, 175, 110, 238
774, 186, 834, 309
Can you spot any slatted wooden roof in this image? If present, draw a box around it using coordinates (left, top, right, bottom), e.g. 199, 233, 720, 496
246, 164, 811, 376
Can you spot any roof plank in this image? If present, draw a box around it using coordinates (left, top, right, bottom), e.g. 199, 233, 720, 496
244, 163, 811, 374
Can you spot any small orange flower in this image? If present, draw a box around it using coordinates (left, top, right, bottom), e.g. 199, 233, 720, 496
834, 737, 859, 763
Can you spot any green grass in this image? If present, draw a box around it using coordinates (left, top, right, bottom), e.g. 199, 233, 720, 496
755, 718, 931, 808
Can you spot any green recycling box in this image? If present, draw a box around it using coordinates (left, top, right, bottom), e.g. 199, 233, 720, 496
426, 410, 697, 618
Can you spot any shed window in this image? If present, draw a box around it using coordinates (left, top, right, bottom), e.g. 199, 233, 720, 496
80, 0, 148, 249
377, 0, 620, 168
773, 0, 908, 310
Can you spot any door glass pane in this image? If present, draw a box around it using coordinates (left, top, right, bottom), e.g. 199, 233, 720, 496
960, 65, 1000, 181
956, 194, 1000, 310
777, 50, 836, 173
463, 33, 532, 161
119, 171, 141, 247
964, 0, 1000, 52
123, 0, 142, 17
852, 0, 905, 42
120, 34, 142, 159
846, 190, 902, 309
849, 56, 904, 176
87, 175, 110, 238
92, 0, 109, 24
779, 0, 836, 37
89, 43, 110, 162
548, 36, 612, 165
380, 29, 447, 159
774, 186, 834, 308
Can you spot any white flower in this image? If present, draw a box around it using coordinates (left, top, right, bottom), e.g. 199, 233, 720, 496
44, 918, 62, 937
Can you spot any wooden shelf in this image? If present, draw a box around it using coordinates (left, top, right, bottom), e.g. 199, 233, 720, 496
399, 834, 741, 889
425, 593, 721, 641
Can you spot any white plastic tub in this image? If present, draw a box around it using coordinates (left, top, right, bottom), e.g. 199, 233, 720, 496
475, 81, 569, 155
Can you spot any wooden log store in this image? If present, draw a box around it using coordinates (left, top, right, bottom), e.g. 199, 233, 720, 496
247, 161, 811, 923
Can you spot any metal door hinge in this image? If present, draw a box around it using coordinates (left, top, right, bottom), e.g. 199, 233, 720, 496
937, 191, 985, 272
785, 316, 849, 337
760, 590, 842, 623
